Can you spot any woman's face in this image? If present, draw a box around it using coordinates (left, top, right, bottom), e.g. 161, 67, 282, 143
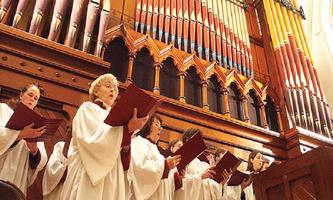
171, 140, 183, 153
261, 162, 270, 171
20, 86, 40, 110
147, 117, 163, 143
94, 80, 118, 107
215, 152, 225, 163
251, 152, 263, 171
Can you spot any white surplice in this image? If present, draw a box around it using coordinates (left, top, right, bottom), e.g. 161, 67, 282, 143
244, 184, 255, 200
225, 184, 255, 200
127, 135, 175, 200
0, 103, 47, 195
42, 142, 67, 200
60, 102, 125, 200
175, 158, 225, 200
225, 171, 255, 200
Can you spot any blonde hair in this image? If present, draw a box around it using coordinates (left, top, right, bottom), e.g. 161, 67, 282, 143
89, 74, 119, 102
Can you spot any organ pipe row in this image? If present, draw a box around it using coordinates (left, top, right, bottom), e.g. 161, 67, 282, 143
0, 0, 110, 57
135, 0, 253, 77
263, 0, 333, 138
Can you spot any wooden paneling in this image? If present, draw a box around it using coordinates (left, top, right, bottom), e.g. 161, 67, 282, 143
245, 0, 262, 39
253, 147, 333, 200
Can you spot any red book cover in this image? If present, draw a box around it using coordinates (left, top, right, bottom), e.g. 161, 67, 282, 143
227, 170, 251, 186
104, 84, 162, 126
173, 133, 207, 172
212, 151, 241, 183
197, 152, 210, 164
6, 103, 63, 141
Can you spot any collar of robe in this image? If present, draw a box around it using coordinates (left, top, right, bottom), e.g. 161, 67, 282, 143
94, 99, 111, 111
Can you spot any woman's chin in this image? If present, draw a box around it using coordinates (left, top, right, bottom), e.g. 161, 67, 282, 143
22, 102, 34, 110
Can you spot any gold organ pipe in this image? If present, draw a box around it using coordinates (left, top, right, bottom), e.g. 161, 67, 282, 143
263, 0, 297, 126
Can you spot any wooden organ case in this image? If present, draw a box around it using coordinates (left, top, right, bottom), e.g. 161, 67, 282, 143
253, 147, 333, 200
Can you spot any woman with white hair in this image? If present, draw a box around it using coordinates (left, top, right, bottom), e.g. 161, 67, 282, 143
61, 73, 148, 200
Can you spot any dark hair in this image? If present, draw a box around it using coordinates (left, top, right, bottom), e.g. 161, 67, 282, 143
6, 83, 44, 109
182, 128, 201, 143
246, 150, 260, 172
138, 115, 162, 138
168, 139, 182, 153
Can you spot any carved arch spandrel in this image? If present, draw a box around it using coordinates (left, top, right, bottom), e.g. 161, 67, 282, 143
103, 25, 268, 104
105, 25, 135, 52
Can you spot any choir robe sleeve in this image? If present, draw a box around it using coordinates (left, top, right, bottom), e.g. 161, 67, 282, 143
28, 141, 47, 186
127, 136, 165, 199
175, 158, 204, 200
0, 103, 20, 155
225, 185, 255, 200
42, 142, 67, 196
176, 158, 224, 200
225, 185, 242, 200
225, 171, 255, 200
73, 102, 123, 186
244, 183, 255, 200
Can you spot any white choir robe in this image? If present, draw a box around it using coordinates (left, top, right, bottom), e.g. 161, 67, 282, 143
225, 171, 255, 200
42, 142, 67, 200
175, 158, 226, 200
127, 135, 175, 200
60, 102, 126, 200
243, 184, 255, 200
0, 103, 47, 195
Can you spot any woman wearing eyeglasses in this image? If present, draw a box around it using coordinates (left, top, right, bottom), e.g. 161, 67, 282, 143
127, 115, 182, 200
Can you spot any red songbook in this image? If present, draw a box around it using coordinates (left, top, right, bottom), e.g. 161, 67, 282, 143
197, 152, 210, 164
173, 133, 207, 172
6, 103, 63, 141
227, 170, 251, 186
212, 151, 241, 183
104, 84, 162, 126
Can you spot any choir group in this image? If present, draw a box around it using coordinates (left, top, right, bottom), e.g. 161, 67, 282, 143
0, 73, 271, 200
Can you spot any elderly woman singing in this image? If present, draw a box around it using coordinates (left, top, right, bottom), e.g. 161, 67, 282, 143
61, 74, 148, 200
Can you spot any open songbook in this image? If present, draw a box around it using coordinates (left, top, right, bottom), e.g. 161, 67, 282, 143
104, 84, 162, 126
212, 151, 242, 183
6, 103, 63, 141
173, 133, 207, 172
227, 170, 252, 186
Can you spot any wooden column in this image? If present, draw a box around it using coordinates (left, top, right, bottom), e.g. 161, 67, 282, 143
153, 62, 162, 94
310, 93, 321, 133
179, 73, 186, 103
242, 95, 250, 123
202, 80, 209, 110
222, 87, 230, 117
126, 52, 136, 83
277, 106, 285, 136
259, 101, 268, 128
